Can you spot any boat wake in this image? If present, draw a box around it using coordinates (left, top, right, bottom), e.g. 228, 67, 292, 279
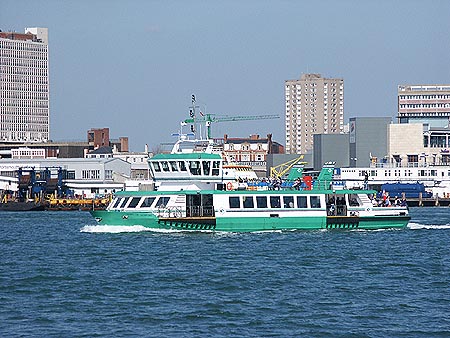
80, 223, 450, 233
80, 225, 219, 234
80, 225, 156, 233
407, 222, 450, 230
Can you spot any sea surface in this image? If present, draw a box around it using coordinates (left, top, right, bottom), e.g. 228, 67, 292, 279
1, 208, 450, 337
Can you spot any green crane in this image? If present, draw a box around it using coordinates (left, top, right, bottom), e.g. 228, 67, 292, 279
182, 94, 280, 140
184, 113, 280, 139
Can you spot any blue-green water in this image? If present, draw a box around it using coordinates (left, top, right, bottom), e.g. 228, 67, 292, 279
1, 208, 450, 337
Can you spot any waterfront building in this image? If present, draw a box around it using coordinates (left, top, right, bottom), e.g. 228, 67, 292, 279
222, 134, 284, 177
285, 73, 344, 154
0, 28, 49, 143
388, 123, 450, 166
0, 157, 131, 197
398, 84, 450, 127
86, 144, 151, 180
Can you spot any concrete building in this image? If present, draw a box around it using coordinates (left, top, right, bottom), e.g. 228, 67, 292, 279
285, 73, 344, 154
349, 117, 392, 167
313, 133, 349, 171
0, 28, 49, 143
398, 84, 450, 127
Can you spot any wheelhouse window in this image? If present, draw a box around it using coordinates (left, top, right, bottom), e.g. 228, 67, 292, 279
189, 161, 201, 175
243, 196, 254, 208
297, 196, 307, 208
155, 197, 170, 208
161, 161, 170, 172
202, 161, 211, 175
310, 196, 321, 208
152, 162, 161, 172
141, 197, 156, 208
256, 196, 267, 208
283, 196, 294, 208
128, 197, 141, 208
169, 161, 178, 171
270, 196, 281, 208
178, 161, 187, 171
212, 161, 220, 176
229, 196, 240, 208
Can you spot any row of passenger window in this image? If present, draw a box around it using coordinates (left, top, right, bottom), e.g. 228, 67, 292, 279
229, 195, 321, 209
151, 160, 221, 176
111, 196, 169, 209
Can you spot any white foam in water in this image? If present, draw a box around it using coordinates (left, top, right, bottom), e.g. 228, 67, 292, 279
407, 222, 450, 230
80, 225, 217, 234
80, 225, 156, 233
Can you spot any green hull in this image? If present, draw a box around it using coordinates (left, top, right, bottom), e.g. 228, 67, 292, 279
90, 210, 409, 232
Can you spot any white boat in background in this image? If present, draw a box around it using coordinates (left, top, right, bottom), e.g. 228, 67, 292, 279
338, 164, 450, 198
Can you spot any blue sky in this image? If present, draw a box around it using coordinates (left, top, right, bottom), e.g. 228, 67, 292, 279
2, 0, 450, 151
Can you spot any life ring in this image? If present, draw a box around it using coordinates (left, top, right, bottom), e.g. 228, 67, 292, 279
226, 182, 233, 191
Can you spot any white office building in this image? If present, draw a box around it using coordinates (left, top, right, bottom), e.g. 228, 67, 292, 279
0, 27, 49, 143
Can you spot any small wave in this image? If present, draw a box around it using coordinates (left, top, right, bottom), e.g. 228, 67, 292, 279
407, 222, 450, 230
80, 225, 154, 233
80, 225, 218, 234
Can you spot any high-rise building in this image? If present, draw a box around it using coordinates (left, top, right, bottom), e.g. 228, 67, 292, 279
285, 73, 344, 154
397, 84, 450, 127
0, 27, 49, 143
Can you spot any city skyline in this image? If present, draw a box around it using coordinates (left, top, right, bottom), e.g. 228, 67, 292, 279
2, 0, 450, 151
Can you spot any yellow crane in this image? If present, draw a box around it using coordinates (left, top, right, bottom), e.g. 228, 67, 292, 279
270, 155, 306, 178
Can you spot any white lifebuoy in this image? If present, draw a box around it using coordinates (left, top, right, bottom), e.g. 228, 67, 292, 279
226, 182, 233, 191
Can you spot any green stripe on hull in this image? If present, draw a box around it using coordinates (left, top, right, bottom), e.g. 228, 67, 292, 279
357, 216, 410, 230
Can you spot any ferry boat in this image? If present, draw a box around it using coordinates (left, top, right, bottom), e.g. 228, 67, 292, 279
90, 142, 410, 232
90, 97, 410, 232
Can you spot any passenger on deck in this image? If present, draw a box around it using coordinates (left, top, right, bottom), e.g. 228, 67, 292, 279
292, 177, 302, 190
